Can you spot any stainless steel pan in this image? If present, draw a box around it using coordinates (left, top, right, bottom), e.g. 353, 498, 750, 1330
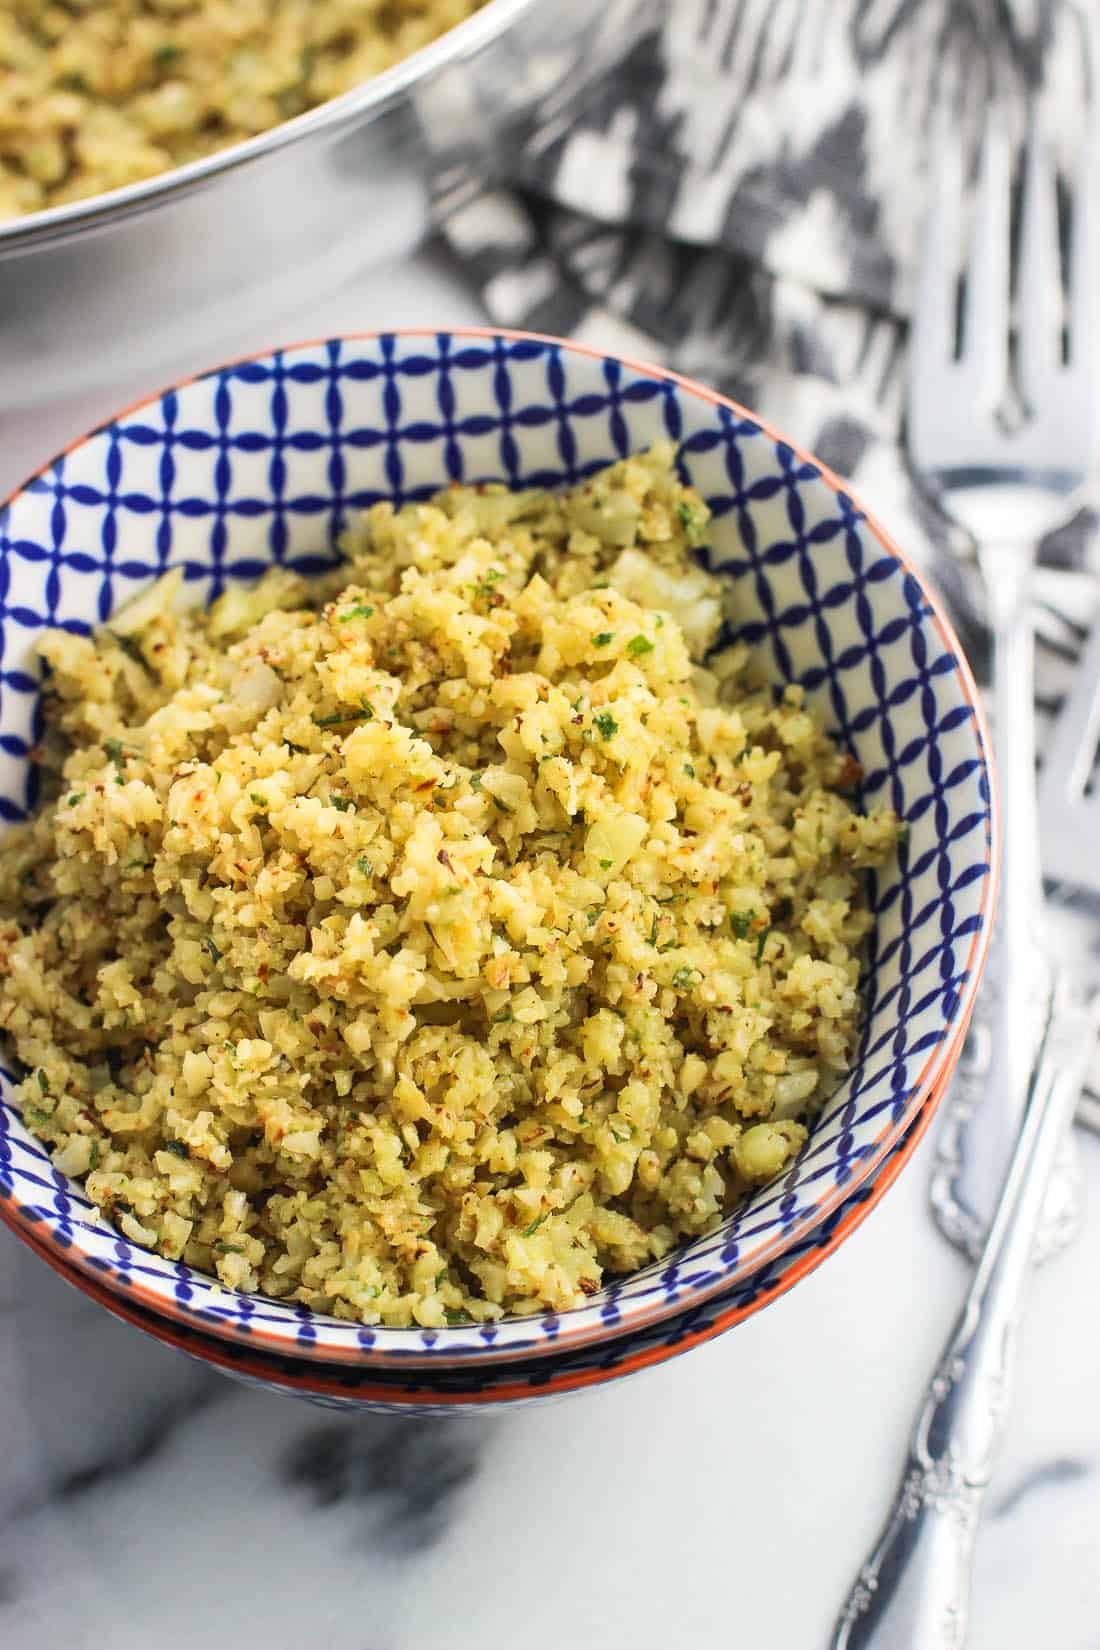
0, 0, 653, 410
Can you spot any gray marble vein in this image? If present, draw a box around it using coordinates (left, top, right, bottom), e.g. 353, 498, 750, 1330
283, 1420, 491, 1554
0, 1238, 221, 1529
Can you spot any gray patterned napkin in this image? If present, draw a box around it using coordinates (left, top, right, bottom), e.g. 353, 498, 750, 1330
436, 0, 1099, 694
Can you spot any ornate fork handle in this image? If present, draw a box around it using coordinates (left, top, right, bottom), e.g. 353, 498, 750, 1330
830, 988, 1096, 1650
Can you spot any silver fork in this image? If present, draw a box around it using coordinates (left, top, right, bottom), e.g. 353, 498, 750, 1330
1037, 605, 1100, 1130
906, 109, 1099, 1234
828, 112, 1100, 1649
829, 984, 1096, 1650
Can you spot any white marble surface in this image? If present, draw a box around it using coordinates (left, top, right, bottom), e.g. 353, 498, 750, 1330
2, 250, 1099, 1650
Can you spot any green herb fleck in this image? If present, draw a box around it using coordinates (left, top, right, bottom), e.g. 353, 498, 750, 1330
154, 42, 181, 69
203, 936, 222, 965
165, 1140, 189, 1158
476, 568, 506, 599
330, 796, 354, 812
684, 762, 695, 778
357, 856, 374, 877
626, 634, 655, 658
592, 632, 614, 647
677, 501, 705, 545
67, 793, 82, 807
522, 1213, 548, 1237
599, 858, 613, 870
88, 1140, 99, 1171
491, 795, 512, 814
57, 71, 89, 93
313, 702, 374, 728
649, 915, 659, 946
594, 712, 618, 740
444, 1309, 472, 1325
469, 774, 482, 791
492, 1009, 513, 1024
37, 1069, 48, 1095
730, 910, 755, 940
755, 926, 773, 964
672, 965, 701, 991
214, 1241, 244, 1255
23, 1105, 50, 1129
337, 603, 374, 622
103, 738, 125, 766
249, 793, 268, 809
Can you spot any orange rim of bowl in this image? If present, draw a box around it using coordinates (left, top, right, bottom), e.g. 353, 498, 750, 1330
0, 328, 1000, 1365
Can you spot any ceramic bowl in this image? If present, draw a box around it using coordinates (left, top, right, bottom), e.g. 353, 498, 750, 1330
0, 331, 996, 1373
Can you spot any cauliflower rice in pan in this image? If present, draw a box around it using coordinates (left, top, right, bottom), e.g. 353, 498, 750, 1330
0, 0, 486, 220
0, 446, 900, 1327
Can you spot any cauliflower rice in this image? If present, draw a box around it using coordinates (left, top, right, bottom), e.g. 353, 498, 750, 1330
0, 0, 486, 220
0, 446, 899, 1327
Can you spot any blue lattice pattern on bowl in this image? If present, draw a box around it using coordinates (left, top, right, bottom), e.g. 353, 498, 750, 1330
0, 332, 995, 1367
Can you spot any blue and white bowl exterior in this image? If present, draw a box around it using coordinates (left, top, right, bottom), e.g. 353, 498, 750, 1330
0, 332, 995, 1369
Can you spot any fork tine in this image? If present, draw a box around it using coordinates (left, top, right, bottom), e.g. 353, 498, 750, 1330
1016, 118, 1062, 415
1045, 613, 1100, 799
1067, 115, 1100, 372
913, 119, 962, 366
959, 112, 1011, 405
908, 116, 963, 455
